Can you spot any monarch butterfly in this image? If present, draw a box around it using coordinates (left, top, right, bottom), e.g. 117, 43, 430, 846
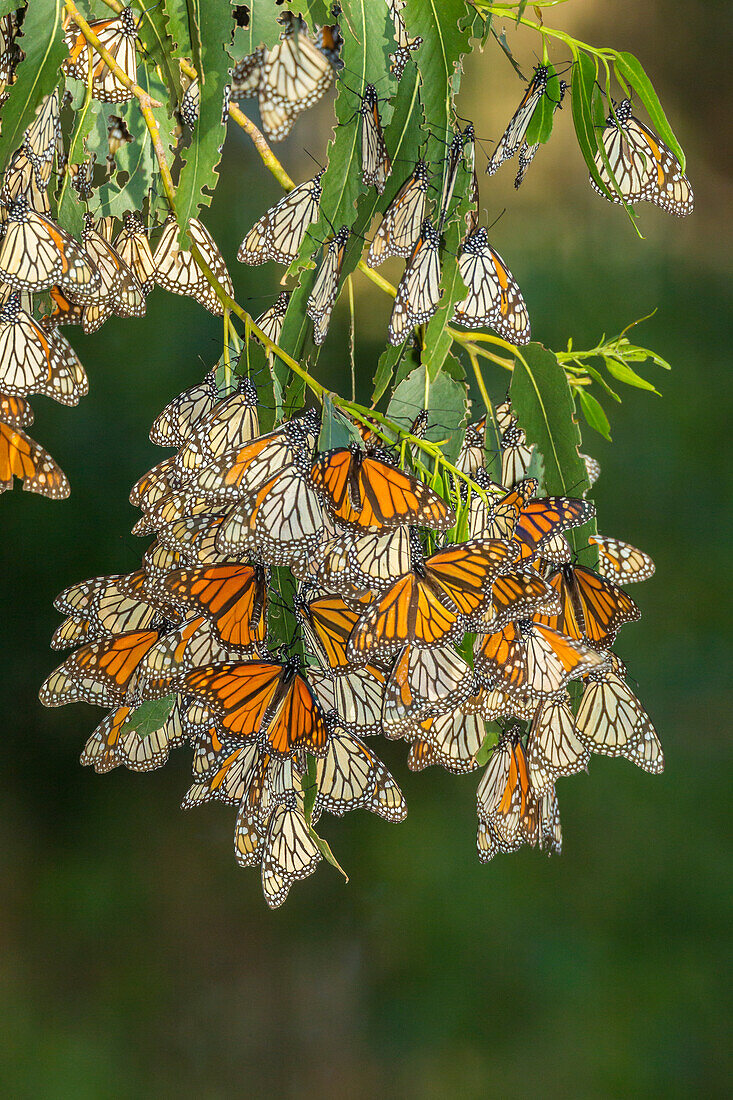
382, 643, 473, 735
312, 719, 407, 823
0, 148, 51, 219
388, 220, 442, 346
486, 65, 550, 176
0, 293, 88, 406
388, 0, 423, 78
192, 410, 318, 503
172, 382, 260, 490
0, 197, 100, 297
60, 214, 145, 335
63, 6, 139, 103
39, 628, 162, 708
149, 371, 218, 449
360, 83, 392, 193
462, 122, 481, 234
514, 80, 567, 188
592, 99, 693, 216
367, 159, 429, 267
508, 486, 594, 561
230, 49, 264, 102
173, 380, 260, 488
258, 20, 335, 142
113, 211, 156, 294
407, 707, 486, 775
182, 737, 261, 808
477, 727, 537, 850
473, 568, 561, 632
474, 618, 605, 699
184, 657, 328, 756
533, 562, 641, 647
165, 563, 268, 649
500, 421, 534, 486
214, 466, 325, 566
0, 391, 33, 428
155, 513, 229, 567
0, 11, 21, 86
348, 535, 517, 661
309, 665, 386, 736
135, 616, 252, 698
129, 455, 181, 513
238, 172, 323, 266
180, 78, 200, 129
575, 668, 664, 773
455, 416, 486, 476
80, 700, 184, 774
526, 697, 590, 791
589, 535, 655, 585
0, 419, 70, 498
438, 132, 466, 232
260, 796, 322, 908
255, 292, 291, 346
306, 226, 350, 345
315, 526, 413, 600
293, 588, 360, 673
311, 444, 455, 532
452, 229, 530, 346
22, 91, 61, 170
50, 570, 163, 650
153, 215, 233, 315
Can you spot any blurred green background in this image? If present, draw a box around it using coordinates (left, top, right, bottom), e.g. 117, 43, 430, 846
2, 3, 731, 1096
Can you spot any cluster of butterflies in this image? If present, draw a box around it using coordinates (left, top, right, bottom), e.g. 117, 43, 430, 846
238, 124, 531, 350
0, 75, 234, 499
39, 362, 662, 906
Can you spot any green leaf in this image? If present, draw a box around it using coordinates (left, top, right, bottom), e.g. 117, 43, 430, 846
524, 63, 558, 146
387, 359, 468, 464
583, 362, 621, 402
404, 0, 473, 169
372, 343, 407, 405
578, 388, 612, 441
131, 0, 184, 108
308, 825, 349, 883
570, 51, 610, 198
305, 0, 396, 247
282, 1, 331, 32
420, 221, 469, 382
174, 0, 232, 233
318, 395, 362, 451
603, 356, 660, 394
162, 0, 193, 61
474, 723, 500, 767
95, 70, 170, 219
186, 0, 204, 79
122, 696, 176, 738
614, 50, 686, 172
236, 331, 278, 432
232, 2, 282, 57
0, 0, 66, 171
0, 0, 24, 15
510, 343, 597, 550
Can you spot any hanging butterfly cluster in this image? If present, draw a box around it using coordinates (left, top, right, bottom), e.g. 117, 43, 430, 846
3, 1, 690, 906
40, 370, 661, 905
0, 7, 236, 498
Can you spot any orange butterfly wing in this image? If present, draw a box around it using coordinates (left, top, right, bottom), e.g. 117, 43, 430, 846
165, 563, 266, 647
263, 671, 327, 755
184, 661, 282, 739
348, 573, 461, 660
513, 496, 594, 558
0, 421, 69, 498
426, 538, 517, 617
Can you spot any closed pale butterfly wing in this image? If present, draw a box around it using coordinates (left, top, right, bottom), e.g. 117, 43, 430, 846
388, 220, 442, 346
453, 228, 530, 345
238, 173, 323, 265
575, 669, 664, 773
527, 697, 590, 790
367, 160, 428, 267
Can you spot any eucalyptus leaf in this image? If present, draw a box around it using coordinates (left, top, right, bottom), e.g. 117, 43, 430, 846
578, 388, 612, 441
614, 51, 686, 171
122, 696, 176, 738
387, 360, 468, 464
603, 357, 660, 394
473, 723, 500, 767
318, 395, 362, 451
0, 0, 67, 171
174, 0, 232, 234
